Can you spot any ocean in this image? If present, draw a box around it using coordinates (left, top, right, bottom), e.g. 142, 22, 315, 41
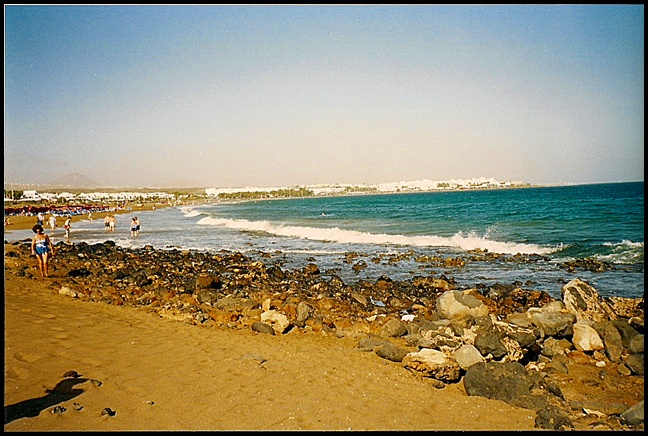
6, 181, 643, 300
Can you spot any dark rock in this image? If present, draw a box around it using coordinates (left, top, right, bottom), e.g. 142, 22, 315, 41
620, 400, 644, 426
473, 328, 507, 359
598, 321, 624, 362
535, 406, 574, 430
51, 405, 67, 414
540, 377, 564, 400
266, 265, 286, 280
251, 321, 275, 335
100, 407, 116, 417
380, 318, 408, 338
463, 361, 534, 406
112, 270, 127, 280
357, 337, 391, 351
303, 263, 320, 275
612, 320, 642, 349
628, 334, 644, 354
375, 343, 410, 362
623, 353, 644, 375
67, 268, 92, 277
130, 270, 152, 287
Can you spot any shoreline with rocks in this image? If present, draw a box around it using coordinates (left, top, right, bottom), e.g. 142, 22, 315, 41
4, 238, 644, 430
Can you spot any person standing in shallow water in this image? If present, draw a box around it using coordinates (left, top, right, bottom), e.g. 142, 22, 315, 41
130, 217, 141, 237
31, 224, 55, 277
48, 214, 57, 234
64, 216, 72, 240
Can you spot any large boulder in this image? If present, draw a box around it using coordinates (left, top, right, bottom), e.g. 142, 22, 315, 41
561, 278, 617, 322
436, 290, 489, 320
527, 308, 576, 338
571, 322, 605, 352
260, 310, 291, 335
463, 361, 546, 410
402, 348, 461, 382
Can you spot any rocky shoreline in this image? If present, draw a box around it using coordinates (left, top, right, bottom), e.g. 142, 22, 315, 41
4, 239, 644, 430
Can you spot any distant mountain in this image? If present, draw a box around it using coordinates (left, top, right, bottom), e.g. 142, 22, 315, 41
49, 172, 100, 188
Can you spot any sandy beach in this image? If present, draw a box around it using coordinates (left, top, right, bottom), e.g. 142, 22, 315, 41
4, 272, 539, 431
4, 202, 165, 233
4, 219, 644, 432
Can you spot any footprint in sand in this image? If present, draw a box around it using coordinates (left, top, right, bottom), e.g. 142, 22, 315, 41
5, 366, 30, 380
55, 333, 70, 339
79, 358, 102, 366
50, 326, 66, 332
40, 314, 56, 319
14, 352, 42, 363
54, 339, 73, 349
54, 350, 72, 359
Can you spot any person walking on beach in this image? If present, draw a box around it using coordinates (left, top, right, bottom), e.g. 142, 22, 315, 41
63, 216, 72, 240
108, 215, 116, 232
48, 214, 57, 234
31, 224, 55, 278
37, 212, 45, 226
104, 214, 111, 231
130, 217, 140, 237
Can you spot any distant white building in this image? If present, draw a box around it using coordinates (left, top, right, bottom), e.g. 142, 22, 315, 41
205, 177, 525, 197
20, 190, 41, 201
205, 186, 284, 196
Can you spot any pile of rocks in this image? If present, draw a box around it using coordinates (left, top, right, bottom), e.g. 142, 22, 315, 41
4, 240, 644, 430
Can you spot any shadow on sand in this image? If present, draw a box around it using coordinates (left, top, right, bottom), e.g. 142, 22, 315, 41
4, 377, 88, 425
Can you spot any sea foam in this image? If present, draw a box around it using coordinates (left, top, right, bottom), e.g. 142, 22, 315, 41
196, 217, 554, 255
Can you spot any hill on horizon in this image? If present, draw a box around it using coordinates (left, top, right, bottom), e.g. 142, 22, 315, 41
49, 172, 100, 188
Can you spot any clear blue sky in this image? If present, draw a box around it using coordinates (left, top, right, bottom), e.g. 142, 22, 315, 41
4, 5, 644, 188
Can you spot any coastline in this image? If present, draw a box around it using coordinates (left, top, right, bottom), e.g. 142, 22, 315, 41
7, 180, 641, 233
4, 202, 170, 233
4, 239, 644, 430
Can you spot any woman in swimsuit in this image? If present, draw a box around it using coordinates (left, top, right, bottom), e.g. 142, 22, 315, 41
130, 217, 140, 237
31, 224, 55, 278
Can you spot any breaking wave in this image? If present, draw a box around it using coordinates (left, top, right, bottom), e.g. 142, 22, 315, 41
598, 240, 644, 264
196, 216, 556, 255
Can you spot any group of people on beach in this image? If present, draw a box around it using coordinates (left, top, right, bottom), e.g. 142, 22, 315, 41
29, 212, 142, 278
103, 214, 140, 236
104, 214, 116, 231
38, 212, 72, 239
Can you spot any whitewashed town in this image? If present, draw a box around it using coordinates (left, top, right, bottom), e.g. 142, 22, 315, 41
5, 176, 531, 205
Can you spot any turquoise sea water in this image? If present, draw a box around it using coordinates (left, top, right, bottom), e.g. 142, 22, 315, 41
5, 182, 643, 299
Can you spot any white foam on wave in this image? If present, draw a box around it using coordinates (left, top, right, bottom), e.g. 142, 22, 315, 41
196, 217, 555, 255
178, 206, 204, 218
603, 240, 644, 248
599, 240, 644, 264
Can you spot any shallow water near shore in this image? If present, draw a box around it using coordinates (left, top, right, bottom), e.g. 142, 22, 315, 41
5, 182, 643, 299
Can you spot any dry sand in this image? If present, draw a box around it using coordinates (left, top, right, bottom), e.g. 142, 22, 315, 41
4, 272, 537, 431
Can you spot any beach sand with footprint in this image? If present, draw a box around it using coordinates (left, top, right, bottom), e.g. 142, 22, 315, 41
5, 273, 536, 431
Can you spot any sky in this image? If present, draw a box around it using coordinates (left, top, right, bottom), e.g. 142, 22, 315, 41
4, 5, 644, 189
